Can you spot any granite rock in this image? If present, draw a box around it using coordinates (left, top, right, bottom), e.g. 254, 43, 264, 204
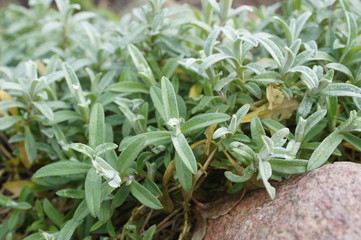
202, 162, 361, 240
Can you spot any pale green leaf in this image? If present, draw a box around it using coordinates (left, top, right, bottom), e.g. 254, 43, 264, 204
129, 181, 163, 210
269, 159, 308, 174
106, 82, 149, 94
181, 113, 230, 135
85, 168, 102, 217
175, 153, 193, 192
171, 133, 197, 174
25, 126, 37, 164
0, 116, 22, 131
69, 143, 94, 158
326, 63, 353, 80
321, 83, 361, 98
118, 136, 146, 175
32, 101, 54, 121
307, 130, 343, 171
89, 103, 105, 148
33, 161, 91, 178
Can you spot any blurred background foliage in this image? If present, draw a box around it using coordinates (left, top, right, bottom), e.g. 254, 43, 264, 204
0, 0, 282, 14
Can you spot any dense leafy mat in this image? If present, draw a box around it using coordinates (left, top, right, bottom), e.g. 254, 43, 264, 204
0, 0, 361, 239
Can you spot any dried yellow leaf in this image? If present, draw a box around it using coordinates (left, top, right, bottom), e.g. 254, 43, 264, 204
189, 83, 203, 99
0, 89, 18, 116
266, 84, 284, 110
3, 180, 34, 196
35, 60, 47, 76
242, 99, 299, 123
19, 141, 32, 169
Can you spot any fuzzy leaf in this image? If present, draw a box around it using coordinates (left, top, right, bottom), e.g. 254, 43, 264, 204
161, 77, 179, 121
33, 161, 91, 178
181, 113, 230, 135
171, 133, 197, 174
106, 82, 149, 94
0, 116, 22, 131
118, 136, 146, 175
69, 143, 94, 158
307, 130, 343, 171
175, 153, 193, 192
130, 180, 163, 209
85, 168, 102, 217
321, 83, 361, 98
89, 103, 105, 148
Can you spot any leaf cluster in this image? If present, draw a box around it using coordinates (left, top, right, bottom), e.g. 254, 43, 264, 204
0, 0, 361, 239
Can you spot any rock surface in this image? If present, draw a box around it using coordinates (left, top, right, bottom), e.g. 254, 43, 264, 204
203, 162, 361, 240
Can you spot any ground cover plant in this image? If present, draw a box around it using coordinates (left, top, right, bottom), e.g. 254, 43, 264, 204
0, 0, 361, 239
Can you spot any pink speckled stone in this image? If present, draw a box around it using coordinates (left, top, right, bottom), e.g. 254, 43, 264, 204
204, 162, 361, 240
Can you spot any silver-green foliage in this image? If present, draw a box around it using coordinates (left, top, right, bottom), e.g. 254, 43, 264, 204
0, 0, 361, 239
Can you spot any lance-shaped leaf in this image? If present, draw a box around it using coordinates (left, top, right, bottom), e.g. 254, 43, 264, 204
181, 113, 230, 135
106, 82, 149, 94
56, 189, 85, 199
89, 103, 105, 148
325, 63, 354, 81
255, 36, 284, 68
117, 136, 146, 175
95, 143, 118, 156
127, 44, 156, 86
251, 116, 266, 150
269, 159, 308, 174
235, 104, 250, 126
33, 161, 91, 178
32, 102, 54, 121
119, 131, 171, 151
345, 11, 357, 48
293, 11, 312, 39
62, 63, 87, 106
85, 168, 102, 217
69, 143, 94, 159
273, 16, 293, 44
307, 130, 343, 171
321, 83, 361, 98
225, 166, 254, 183
57, 219, 81, 240
160, 57, 180, 79
289, 66, 319, 90
0, 193, 31, 210
25, 126, 37, 165
150, 86, 166, 120
200, 53, 239, 73
43, 198, 64, 227
171, 133, 197, 174
302, 109, 327, 140
175, 153, 193, 192
130, 180, 163, 209
258, 159, 275, 199
204, 28, 221, 56
0, 116, 22, 131
161, 77, 179, 121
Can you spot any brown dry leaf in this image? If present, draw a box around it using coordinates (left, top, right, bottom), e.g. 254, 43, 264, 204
266, 84, 284, 110
342, 142, 361, 152
163, 159, 175, 186
242, 99, 299, 123
3, 180, 34, 196
160, 187, 175, 213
